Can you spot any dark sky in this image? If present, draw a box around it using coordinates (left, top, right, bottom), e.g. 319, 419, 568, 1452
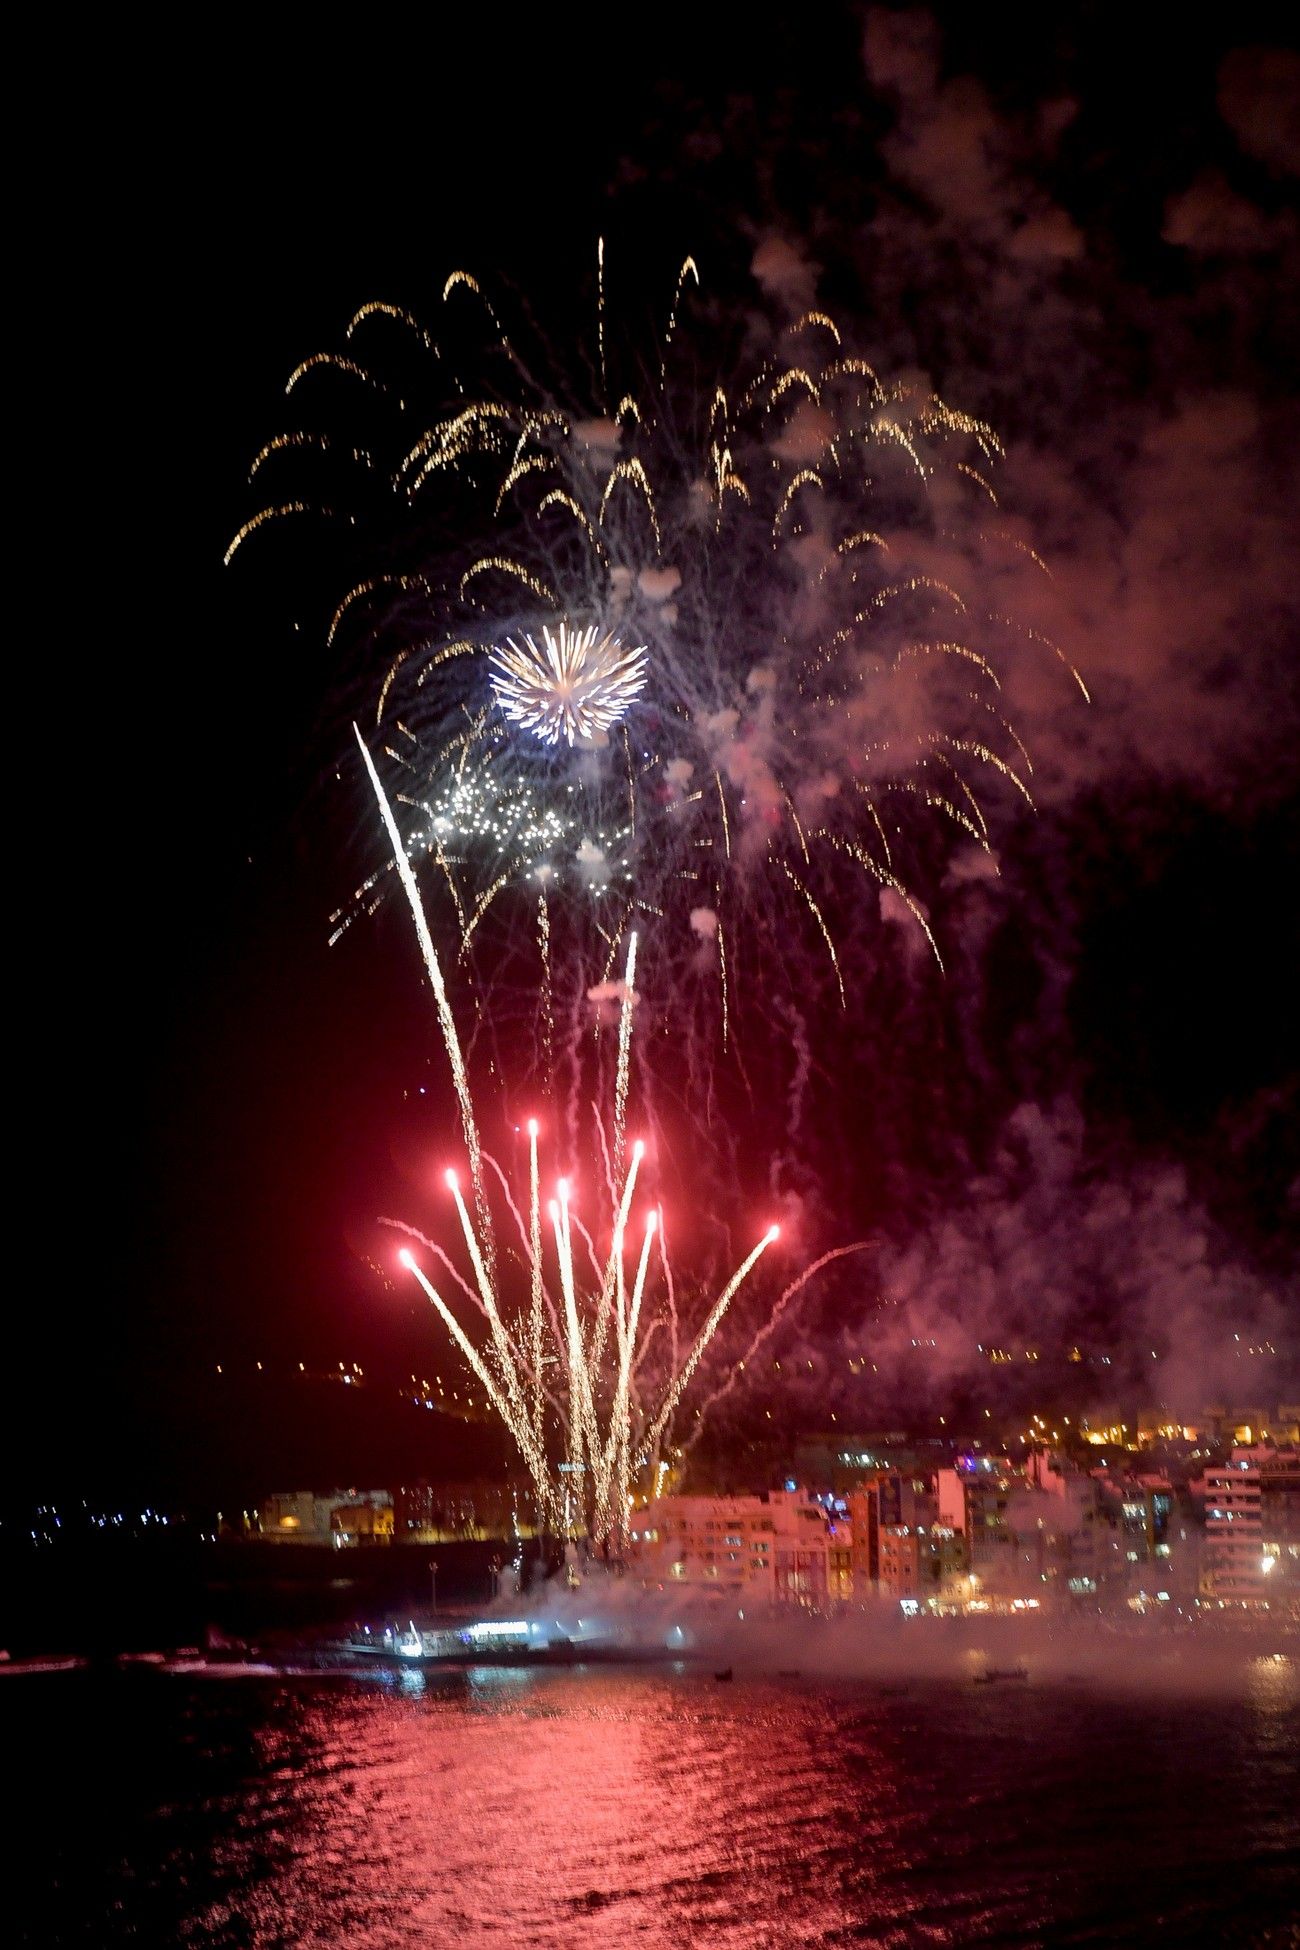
19, 7, 1298, 1501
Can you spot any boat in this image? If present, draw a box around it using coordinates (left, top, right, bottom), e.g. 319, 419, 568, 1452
0, 1652, 88, 1676
338, 1620, 583, 1666
714, 1666, 734, 1682
974, 1665, 1028, 1684
336, 1618, 699, 1670
340, 1623, 476, 1664
158, 1657, 281, 1678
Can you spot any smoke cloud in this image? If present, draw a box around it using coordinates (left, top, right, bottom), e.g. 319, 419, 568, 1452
618, 14, 1299, 1412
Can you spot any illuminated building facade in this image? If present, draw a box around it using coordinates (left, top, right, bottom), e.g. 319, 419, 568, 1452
845, 1487, 882, 1590
1202, 1405, 1300, 1447
845, 1473, 940, 1593
877, 1520, 966, 1604
936, 1454, 1123, 1604
628, 1491, 838, 1606
1201, 1446, 1300, 1603
828, 1536, 854, 1602
938, 1459, 1016, 1583
395, 1478, 521, 1541
256, 1489, 394, 1546
629, 1494, 777, 1600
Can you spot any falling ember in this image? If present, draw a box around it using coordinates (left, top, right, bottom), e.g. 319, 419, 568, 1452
489, 622, 648, 747
232, 246, 1086, 1067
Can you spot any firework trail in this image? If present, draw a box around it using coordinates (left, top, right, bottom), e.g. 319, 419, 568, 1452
396, 1146, 775, 1547
361, 724, 785, 1543
229, 248, 1086, 1084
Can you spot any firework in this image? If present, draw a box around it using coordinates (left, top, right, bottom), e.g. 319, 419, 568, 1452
361, 727, 785, 1544
489, 621, 648, 746
395, 1140, 778, 1548
233, 251, 1087, 1070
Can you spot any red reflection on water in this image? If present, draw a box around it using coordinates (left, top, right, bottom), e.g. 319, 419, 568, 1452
236, 1670, 906, 1948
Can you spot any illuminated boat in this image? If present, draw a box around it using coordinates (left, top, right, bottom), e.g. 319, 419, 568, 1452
0, 1652, 87, 1676
340, 1619, 577, 1664
335, 1615, 677, 1666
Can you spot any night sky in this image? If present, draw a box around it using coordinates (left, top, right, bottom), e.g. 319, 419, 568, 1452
21, 8, 1298, 1504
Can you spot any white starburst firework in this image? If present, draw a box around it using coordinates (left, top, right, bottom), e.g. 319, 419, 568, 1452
489, 621, 647, 746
